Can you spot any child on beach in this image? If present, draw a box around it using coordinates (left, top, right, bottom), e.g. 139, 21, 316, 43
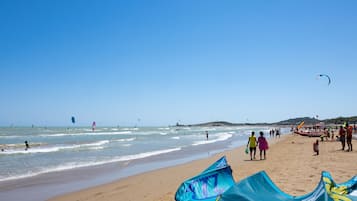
258, 131, 268, 160
313, 140, 319, 155
247, 132, 257, 160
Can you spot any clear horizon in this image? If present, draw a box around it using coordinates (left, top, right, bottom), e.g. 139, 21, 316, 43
1, 1, 357, 127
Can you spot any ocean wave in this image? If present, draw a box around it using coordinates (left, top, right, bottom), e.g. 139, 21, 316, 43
192, 132, 233, 146
0, 140, 110, 155
92, 131, 132, 135
171, 136, 180, 140
81, 140, 109, 147
0, 147, 181, 182
0, 145, 80, 155
87, 146, 104, 150
0, 135, 23, 139
36, 131, 133, 137
122, 128, 139, 131
114, 138, 136, 142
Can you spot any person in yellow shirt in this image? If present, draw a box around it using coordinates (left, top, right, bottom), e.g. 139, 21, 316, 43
247, 131, 257, 160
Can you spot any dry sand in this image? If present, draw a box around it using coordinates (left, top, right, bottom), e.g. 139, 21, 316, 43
49, 134, 357, 201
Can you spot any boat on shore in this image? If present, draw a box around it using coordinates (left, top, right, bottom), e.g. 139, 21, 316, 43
294, 130, 324, 137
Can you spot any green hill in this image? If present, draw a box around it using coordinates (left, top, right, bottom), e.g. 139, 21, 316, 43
178, 116, 357, 127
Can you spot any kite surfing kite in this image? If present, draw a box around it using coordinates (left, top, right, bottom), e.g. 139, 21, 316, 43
318, 74, 331, 85
297, 121, 305, 130
71, 116, 76, 125
175, 157, 357, 201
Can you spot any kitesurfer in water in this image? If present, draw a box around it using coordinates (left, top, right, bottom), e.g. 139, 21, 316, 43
25, 141, 30, 150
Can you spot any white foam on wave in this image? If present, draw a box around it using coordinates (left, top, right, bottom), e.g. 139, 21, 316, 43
117, 147, 181, 161
122, 128, 139, 131
93, 131, 132, 135
87, 146, 104, 150
82, 140, 109, 147
0, 145, 80, 155
192, 132, 233, 146
38, 131, 133, 137
115, 138, 136, 142
0, 140, 110, 155
0, 147, 181, 182
171, 136, 180, 140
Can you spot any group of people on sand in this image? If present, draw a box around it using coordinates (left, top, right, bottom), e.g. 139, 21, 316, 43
246, 131, 269, 160
338, 123, 353, 152
269, 129, 280, 138
312, 123, 354, 156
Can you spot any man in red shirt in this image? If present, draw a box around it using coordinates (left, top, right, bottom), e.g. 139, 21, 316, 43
339, 126, 346, 150
346, 124, 353, 152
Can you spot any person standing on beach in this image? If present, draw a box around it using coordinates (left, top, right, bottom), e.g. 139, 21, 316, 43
258, 131, 268, 160
205, 131, 208, 140
276, 129, 280, 138
346, 124, 353, 152
339, 126, 346, 150
313, 140, 319, 155
247, 131, 257, 160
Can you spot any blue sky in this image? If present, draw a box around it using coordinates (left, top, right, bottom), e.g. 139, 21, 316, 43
0, 0, 356, 126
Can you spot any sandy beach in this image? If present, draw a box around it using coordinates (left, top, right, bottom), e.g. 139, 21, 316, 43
49, 133, 357, 201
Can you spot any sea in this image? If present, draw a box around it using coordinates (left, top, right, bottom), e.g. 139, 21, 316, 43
0, 125, 290, 201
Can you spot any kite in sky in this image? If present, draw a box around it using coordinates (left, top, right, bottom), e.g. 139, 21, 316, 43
318, 74, 331, 85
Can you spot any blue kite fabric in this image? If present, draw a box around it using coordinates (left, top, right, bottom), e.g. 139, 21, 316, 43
175, 156, 235, 201
218, 171, 357, 201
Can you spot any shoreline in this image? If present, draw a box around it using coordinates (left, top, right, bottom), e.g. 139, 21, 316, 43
48, 135, 288, 201
1, 128, 275, 201
49, 134, 357, 201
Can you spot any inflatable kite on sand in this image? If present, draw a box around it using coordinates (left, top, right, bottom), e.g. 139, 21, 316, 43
175, 157, 357, 201
175, 156, 235, 201
219, 171, 357, 201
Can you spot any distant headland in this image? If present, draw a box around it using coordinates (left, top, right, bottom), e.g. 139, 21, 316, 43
175, 116, 357, 127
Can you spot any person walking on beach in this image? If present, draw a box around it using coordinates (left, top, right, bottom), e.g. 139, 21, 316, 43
346, 124, 353, 152
276, 129, 280, 138
339, 126, 346, 150
247, 131, 257, 160
313, 140, 319, 155
258, 131, 269, 160
24, 141, 30, 150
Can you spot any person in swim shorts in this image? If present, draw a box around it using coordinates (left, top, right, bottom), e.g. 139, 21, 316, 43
247, 131, 257, 160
